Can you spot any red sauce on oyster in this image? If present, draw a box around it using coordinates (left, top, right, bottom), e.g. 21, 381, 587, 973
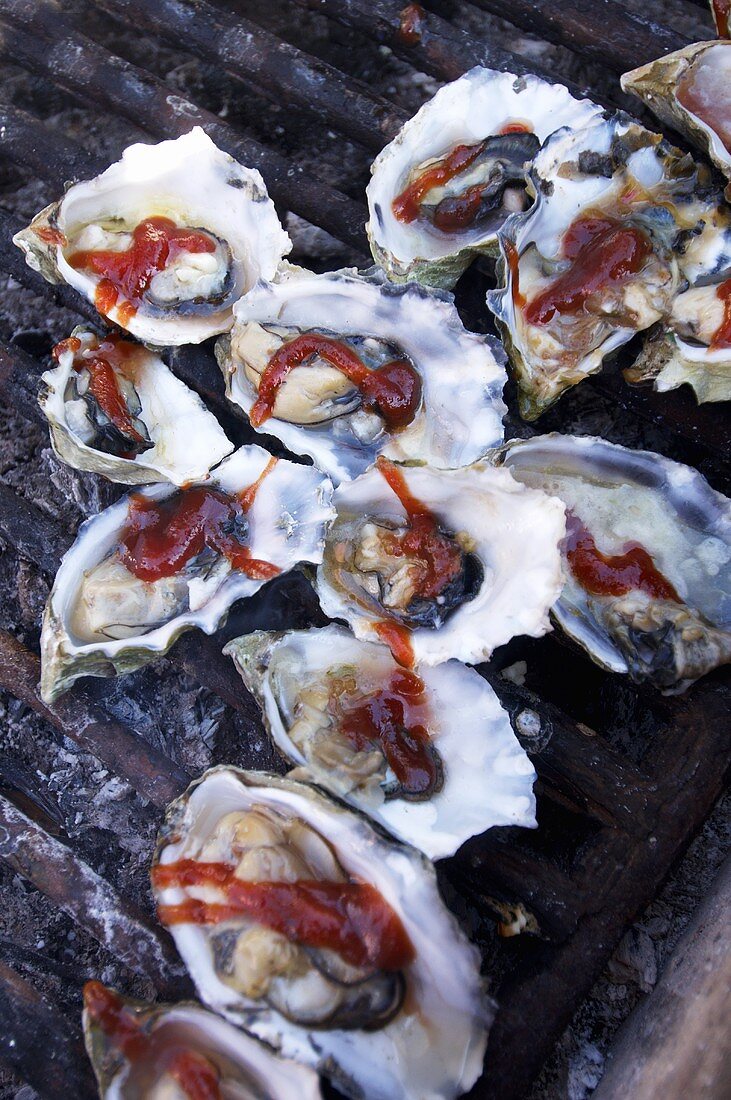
153, 865, 415, 970
498, 121, 532, 135
565, 512, 680, 601
120, 458, 279, 582
525, 215, 652, 326
68, 216, 218, 320
711, 279, 731, 349
249, 332, 421, 431
374, 620, 416, 668
334, 667, 442, 798
53, 333, 148, 449
392, 139, 489, 225
397, 2, 426, 45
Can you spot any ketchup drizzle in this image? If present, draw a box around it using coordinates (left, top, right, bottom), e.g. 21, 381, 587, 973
68, 216, 217, 319
711, 279, 731, 349
249, 333, 421, 431
153, 864, 415, 970
392, 140, 489, 224
564, 512, 680, 601
525, 215, 652, 326
53, 333, 148, 448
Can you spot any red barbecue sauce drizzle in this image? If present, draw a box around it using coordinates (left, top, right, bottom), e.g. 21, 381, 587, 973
334, 668, 440, 797
68, 216, 217, 320
564, 512, 680, 601
52, 333, 147, 449
397, 2, 425, 45
249, 333, 421, 430
120, 457, 279, 583
711, 279, 731, 349
153, 864, 415, 970
525, 215, 652, 326
82, 982, 222, 1100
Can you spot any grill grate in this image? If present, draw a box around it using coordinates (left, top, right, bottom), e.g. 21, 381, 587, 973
0, 1, 728, 1097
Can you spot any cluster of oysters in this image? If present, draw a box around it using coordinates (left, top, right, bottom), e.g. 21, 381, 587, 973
11, 30, 731, 1100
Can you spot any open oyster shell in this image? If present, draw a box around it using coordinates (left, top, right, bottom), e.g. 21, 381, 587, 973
314, 460, 565, 667
151, 767, 492, 1100
224, 625, 537, 859
41, 445, 334, 702
83, 983, 322, 1098
42, 328, 233, 485
491, 433, 731, 692
622, 42, 731, 196
367, 66, 602, 288
13, 128, 291, 345
487, 113, 722, 419
216, 269, 507, 484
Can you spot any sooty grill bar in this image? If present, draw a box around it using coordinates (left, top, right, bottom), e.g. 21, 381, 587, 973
0, 0, 728, 1097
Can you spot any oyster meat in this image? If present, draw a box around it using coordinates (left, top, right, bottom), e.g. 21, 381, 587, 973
367, 66, 602, 288
41, 445, 334, 702
42, 328, 233, 485
491, 433, 731, 691
13, 128, 290, 345
83, 981, 322, 1099
315, 457, 565, 667
487, 113, 723, 419
151, 767, 492, 1100
224, 625, 537, 859
217, 269, 507, 483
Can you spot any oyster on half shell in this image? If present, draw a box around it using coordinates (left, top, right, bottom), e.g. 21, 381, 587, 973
491, 433, 731, 692
367, 66, 602, 288
13, 128, 290, 345
41, 446, 334, 702
42, 328, 233, 485
151, 767, 492, 1100
224, 625, 537, 859
216, 269, 507, 484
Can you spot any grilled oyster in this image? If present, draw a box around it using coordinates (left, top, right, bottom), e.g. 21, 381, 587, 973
314, 457, 565, 667
216, 269, 507, 484
224, 626, 537, 859
151, 767, 492, 1100
13, 128, 290, 345
367, 66, 602, 287
83, 981, 322, 1099
41, 446, 334, 702
42, 328, 233, 485
491, 433, 731, 692
622, 42, 731, 197
487, 113, 724, 419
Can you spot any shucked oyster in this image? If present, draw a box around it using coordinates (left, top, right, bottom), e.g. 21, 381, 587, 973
41, 446, 334, 702
224, 625, 536, 859
367, 67, 602, 288
83, 981, 322, 1099
13, 128, 290, 345
487, 113, 722, 419
217, 269, 507, 484
315, 457, 565, 668
151, 767, 491, 1100
491, 433, 731, 692
42, 328, 233, 485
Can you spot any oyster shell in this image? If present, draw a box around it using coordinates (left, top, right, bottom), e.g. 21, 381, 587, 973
83, 982, 322, 1098
13, 128, 290, 345
41, 445, 334, 702
367, 66, 602, 288
487, 113, 721, 419
491, 433, 731, 692
42, 328, 233, 485
151, 767, 492, 1100
216, 269, 507, 484
224, 625, 537, 859
314, 458, 565, 667
622, 42, 731, 196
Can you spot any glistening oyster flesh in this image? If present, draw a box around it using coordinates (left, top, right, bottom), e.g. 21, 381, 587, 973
314, 458, 566, 668
224, 625, 537, 860
41, 445, 334, 702
367, 66, 602, 288
82, 982, 322, 1099
151, 767, 492, 1100
216, 268, 507, 484
491, 433, 731, 692
42, 328, 233, 485
13, 128, 291, 345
